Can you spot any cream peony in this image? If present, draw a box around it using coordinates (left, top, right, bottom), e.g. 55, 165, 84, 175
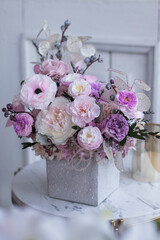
68, 78, 91, 98
36, 97, 75, 145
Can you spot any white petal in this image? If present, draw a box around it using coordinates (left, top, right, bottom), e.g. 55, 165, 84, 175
38, 40, 50, 56
114, 76, 129, 91
78, 36, 92, 41
48, 34, 60, 44
43, 20, 50, 37
134, 79, 151, 91
103, 141, 113, 161
114, 151, 124, 171
67, 36, 82, 52
136, 92, 151, 111
80, 44, 96, 57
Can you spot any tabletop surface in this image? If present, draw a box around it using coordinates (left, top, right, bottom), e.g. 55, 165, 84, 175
12, 160, 160, 225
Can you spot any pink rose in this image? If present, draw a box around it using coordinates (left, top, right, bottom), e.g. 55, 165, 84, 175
20, 74, 57, 110
38, 59, 70, 79
67, 95, 100, 127
77, 126, 103, 150
13, 113, 34, 137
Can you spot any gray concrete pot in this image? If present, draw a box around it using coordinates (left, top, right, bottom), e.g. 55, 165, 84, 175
46, 157, 119, 206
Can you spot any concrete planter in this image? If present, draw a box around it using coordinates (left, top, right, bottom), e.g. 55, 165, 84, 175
46, 157, 120, 206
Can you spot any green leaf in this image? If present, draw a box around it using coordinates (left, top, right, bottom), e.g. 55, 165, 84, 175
148, 131, 159, 136
62, 92, 73, 101
21, 142, 37, 149
119, 137, 127, 146
20, 80, 25, 86
72, 126, 81, 130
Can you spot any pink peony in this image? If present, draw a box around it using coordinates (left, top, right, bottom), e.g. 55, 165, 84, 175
20, 74, 57, 110
13, 113, 34, 137
68, 78, 91, 98
36, 97, 75, 145
37, 59, 70, 79
77, 126, 103, 150
67, 95, 100, 127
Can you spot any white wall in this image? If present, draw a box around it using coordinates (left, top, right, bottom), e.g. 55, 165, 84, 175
0, 0, 159, 208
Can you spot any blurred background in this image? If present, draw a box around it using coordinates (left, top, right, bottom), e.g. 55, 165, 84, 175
0, 0, 159, 208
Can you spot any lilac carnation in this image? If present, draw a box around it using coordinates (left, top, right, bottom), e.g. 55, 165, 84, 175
102, 114, 129, 142
13, 113, 34, 137
91, 82, 102, 98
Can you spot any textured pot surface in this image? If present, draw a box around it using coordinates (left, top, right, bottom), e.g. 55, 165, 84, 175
46, 158, 119, 206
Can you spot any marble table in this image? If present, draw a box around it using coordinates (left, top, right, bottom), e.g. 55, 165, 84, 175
12, 160, 160, 226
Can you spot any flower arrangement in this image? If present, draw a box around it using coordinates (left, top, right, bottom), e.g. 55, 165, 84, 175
2, 20, 158, 167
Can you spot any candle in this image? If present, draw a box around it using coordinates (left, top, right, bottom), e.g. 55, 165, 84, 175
132, 123, 160, 183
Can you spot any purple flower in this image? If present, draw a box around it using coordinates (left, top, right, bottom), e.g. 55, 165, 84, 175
115, 90, 138, 110
13, 113, 34, 137
102, 114, 129, 142
91, 82, 102, 98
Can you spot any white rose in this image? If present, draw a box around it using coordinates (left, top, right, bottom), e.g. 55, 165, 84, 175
36, 97, 75, 145
68, 78, 91, 98
61, 73, 82, 86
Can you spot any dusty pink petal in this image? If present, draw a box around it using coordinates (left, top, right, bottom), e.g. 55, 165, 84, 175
33, 64, 40, 74
6, 119, 14, 127
84, 75, 98, 83
39, 59, 70, 79
75, 60, 84, 72
6, 95, 25, 128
